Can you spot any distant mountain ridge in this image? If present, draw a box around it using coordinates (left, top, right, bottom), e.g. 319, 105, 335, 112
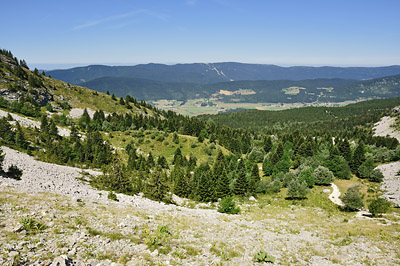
47, 62, 400, 84
80, 74, 400, 103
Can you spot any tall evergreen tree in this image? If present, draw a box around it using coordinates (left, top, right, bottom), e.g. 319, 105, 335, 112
213, 150, 230, 198
233, 159, 248, 196
271, 142, 284, 165
249, 163, 260, 193
195, 165, 215, 202
263, 135, 273, 153
15, 122, 28, 149
172, 165, 188, 197
350, 141, 365, 173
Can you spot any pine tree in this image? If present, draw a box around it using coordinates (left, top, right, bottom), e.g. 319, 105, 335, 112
49, 120, 59, 137
213, 150, 230, 198
78, 108, 91, 130
172, 165, 188, 197
144, 167, 169, 202
233, 159, 248, 196
249, 163, 260, 193
40, 115, 48, 133
195, 166, 215, 202
15, 122, 28, 149
350, 141, 365, 173
263, 136, 273, 153
172, 147, 183, 166
271, 142, 283, 165
262, 158, 274, 176
338, 138, 351, 161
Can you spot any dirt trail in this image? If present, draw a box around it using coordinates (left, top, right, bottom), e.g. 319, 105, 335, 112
329, 183, 344, 206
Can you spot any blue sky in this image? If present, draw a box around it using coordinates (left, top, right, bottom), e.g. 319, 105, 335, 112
1, 0, 399, 69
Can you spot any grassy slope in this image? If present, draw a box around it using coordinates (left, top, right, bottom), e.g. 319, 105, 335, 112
106, 129, 230, 165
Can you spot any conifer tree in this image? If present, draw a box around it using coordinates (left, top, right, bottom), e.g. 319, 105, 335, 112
195, 166, 215, 202
338, 138, 352, 161
213, 150, 230, 198
78, 108, 91, 130
262, 158, 274, 176
49, 120, 59, 137
172, 165, 188, 197
233, 159, 248, 196
350, 141, 365, 173
172, 147, 183, 166
40, 115, 48, 133
144, 167, 169, 202
271, 142, 284, 165
249, 163, 260, 193
263, 135, 273, 153
15, 122, 28, 149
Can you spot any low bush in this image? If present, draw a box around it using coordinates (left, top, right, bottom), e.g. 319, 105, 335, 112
218, 197, 240, 214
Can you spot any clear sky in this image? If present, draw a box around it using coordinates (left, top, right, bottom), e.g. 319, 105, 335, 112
1, 0, 399, 69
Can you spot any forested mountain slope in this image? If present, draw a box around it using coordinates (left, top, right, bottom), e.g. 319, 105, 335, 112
47, 62, 400, 84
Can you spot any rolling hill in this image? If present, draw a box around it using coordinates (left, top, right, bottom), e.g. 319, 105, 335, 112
47, 62, 400, 84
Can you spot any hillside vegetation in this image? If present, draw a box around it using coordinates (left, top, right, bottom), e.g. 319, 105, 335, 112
48, 62, 400, 84
1, 49, 400, 265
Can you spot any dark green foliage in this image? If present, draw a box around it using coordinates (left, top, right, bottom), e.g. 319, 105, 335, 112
15, 122, 28, 149
342, 184, 364, 211
233, 160, 247, 196
248, 147, 264, 163
218, 196, 240, 214
249, 163, 260, 193
213, 150, 231, 198
263, 136, 273, 153
95, 160, 132, 194
173, 132, 179, 144
262, 158, 274, 176
0, 148, 4, 173
78, 108, 91, 130
270, 142, 283, 165
45, 102, 53, 112
358, 159, 375, 179
350, 141, 365, 173
368, 198, 391, 216
108, 191, 119, 201
274, 152, 291, 174
368, 169, 384, 183
172, 165, 188, 198
337, 138, 352, 161
286, 179, 308, 199
282, 172, 296, 187
297, 166, 315, 188
194, 164, 215, 202
313, 166, 334, 185
253, 250, 275, 263
6, 165, 23, 180
144, 167, 169, 202
324, 155, 351, 180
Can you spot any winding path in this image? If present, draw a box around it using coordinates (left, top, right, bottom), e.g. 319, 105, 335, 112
328, 183, 345, 206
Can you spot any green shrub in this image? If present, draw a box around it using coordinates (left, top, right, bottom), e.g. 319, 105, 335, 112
368, 198, 391, 216
368, 169, 384, 183
21, 217, 46, 232
253, 250, 275, 263
7, 165, 23, 180
218, 197, 240, 214
342, 184, 364, 211
313, 166, 334, 185
107, 191, 119, 201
